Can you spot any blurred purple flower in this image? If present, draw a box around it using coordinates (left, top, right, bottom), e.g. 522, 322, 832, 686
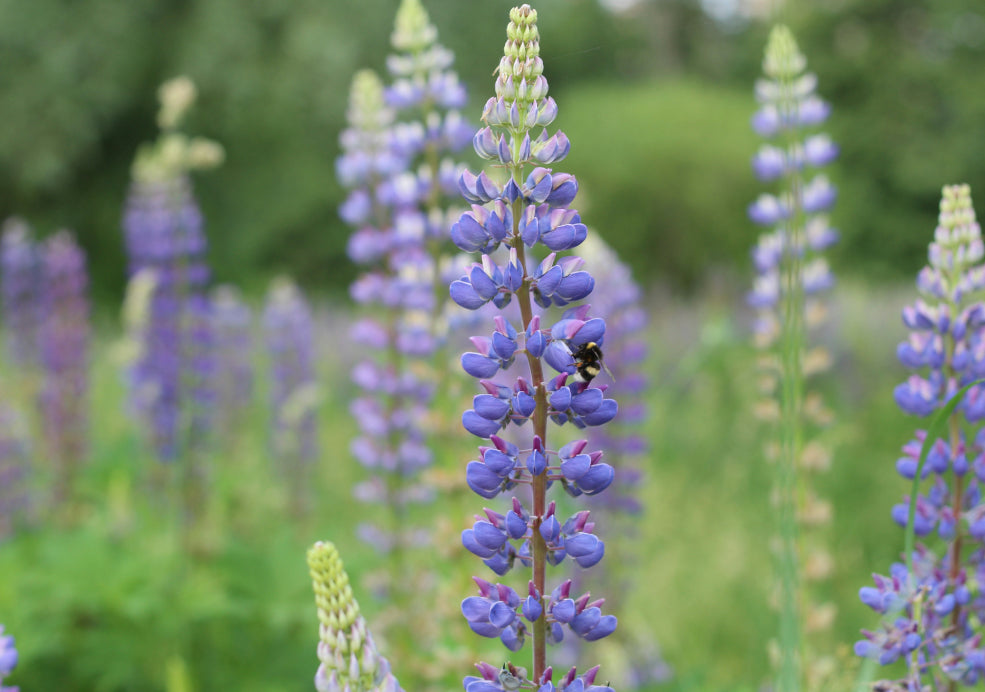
0, 218, 41, 368
39, 231, 90, 504
857, 185, 985, 688
263, 278, 318, 512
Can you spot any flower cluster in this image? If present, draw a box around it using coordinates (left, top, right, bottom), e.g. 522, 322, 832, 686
747, 25, 839, 691
0, 222, 90, 511
857, 185, 985, 688
307, 541, 403, 692
39, 231, 90, 504
122, 76, 223, 462
340, 67, 437, 555
263, 278, 319, 510
452, 6, 617, 690
0, 625, 16, 692
210, 285, 254, 439
0, 219, 40, 368
385, 0, 479, 356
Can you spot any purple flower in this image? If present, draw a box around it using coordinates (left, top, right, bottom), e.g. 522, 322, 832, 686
748, 26, 840, 689
211, 285, 254, 436
123, 175, 214, 462
0, 624, 17, 691
263, 279, 318, 511
39, 231, 90, 504
0, 218, 41, 367
453, 5, 619, 688
858, 185, 985, 688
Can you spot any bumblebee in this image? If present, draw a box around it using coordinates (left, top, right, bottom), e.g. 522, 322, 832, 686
571, 341, 612, 384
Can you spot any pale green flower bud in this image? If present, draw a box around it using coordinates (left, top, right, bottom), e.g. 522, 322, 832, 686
494, 4, 547, 111
157, 75, 197, 130
307, 541, 404, 692
763, 25, 807, 80
390, 0, 437, 53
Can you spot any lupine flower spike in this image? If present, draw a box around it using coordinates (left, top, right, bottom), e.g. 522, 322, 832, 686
747, 25, 839, 692
340, 68, 438, 569
857, 185, 985, 689
0, 218, 40, 368
123, 76, 223, 466
385, 0, 474, 346
0, 625, 17, 692
307, 541, 403, 692
210, 284, 254, 442
263, 278, 319, 515
452, 6, 618, 691
39, 231, 90, 509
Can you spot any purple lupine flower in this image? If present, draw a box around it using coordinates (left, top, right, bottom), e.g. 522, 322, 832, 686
0, 625, 17, 692
0, 218, 41, 368
340, 66, 438, 557
0, 405, 29, 541
122, 77, 222, 463
857, 185, 985, 688
263, 278, 319, 513
211, 284, 254, 438
123, 174, 212, 461
39, 231, 90, 505
748, 25, 840, 689
385, 0, 482, 351
454, 6, 618, 689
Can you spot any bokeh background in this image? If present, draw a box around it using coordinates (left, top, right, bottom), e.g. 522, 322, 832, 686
1, 0, 984, 690
4, 0, 983, 300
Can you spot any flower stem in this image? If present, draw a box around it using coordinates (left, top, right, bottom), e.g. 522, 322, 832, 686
512, 191, 548, 682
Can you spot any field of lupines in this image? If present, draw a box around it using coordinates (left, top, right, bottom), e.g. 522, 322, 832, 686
1, 2, 982, 691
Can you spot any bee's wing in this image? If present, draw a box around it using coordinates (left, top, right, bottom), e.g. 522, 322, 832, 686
599, 359, 615, 382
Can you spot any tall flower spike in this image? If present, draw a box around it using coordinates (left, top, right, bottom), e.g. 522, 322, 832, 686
454, 6, 617, 690
123, 76, 222, 465
341, 67, 436, 563
210, 284, 254, 442
263, 278, 319, 515
308, 541, 404, 692
856, 185, 985, 689
0, 218, 40, 368
39, 231, 90, 509
748, 25, 839, 692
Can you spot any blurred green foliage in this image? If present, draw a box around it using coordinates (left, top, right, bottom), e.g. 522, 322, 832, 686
558, 80, 760, 290
1, 0, 984, 298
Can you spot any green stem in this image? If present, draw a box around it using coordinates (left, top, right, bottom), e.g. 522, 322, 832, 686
776, 76, 806, 692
